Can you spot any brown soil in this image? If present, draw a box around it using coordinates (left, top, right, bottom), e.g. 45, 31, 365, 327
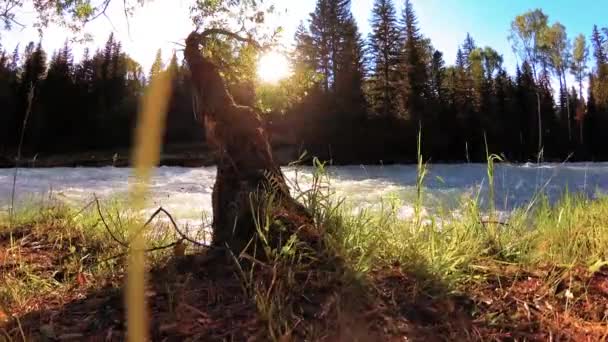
1, 228, 607, 341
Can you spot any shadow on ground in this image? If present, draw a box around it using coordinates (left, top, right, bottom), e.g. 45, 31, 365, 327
2, 252, 481, 341
2, 231, 607, 341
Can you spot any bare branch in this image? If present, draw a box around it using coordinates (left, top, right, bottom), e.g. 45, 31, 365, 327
154, 207, 209, 247
123, 0, 132, 38
94, 195, 129, 248
84, 0, 113, 23
99, 241, 180, 264
1, 0, 25, 29
196, 28, 262, 49
69, 198, 96, 221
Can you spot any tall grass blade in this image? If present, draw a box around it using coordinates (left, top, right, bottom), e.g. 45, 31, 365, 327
126, 69, 173, 342
9, 84, 35, 229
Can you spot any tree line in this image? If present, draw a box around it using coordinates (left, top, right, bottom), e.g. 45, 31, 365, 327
281, 0, 608, 162
0, 33, 202, 155
1, 0, 608, 164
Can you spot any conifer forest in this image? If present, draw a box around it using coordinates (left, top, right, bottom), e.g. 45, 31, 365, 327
1, 0, 607, 164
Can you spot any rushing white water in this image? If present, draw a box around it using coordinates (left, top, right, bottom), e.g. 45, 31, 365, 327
1, 163, 607, 225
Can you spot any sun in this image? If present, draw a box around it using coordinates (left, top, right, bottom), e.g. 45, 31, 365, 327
258, 51, 291, 83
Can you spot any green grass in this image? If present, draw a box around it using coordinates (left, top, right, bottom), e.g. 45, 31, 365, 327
326, 190, 608, 284
285, 154, 608, 293
0, 198, 180, 317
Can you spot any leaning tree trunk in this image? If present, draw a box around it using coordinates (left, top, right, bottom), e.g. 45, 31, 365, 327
184, 31, 320, 255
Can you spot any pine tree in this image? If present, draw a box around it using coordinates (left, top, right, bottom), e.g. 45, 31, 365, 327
168, 52, 179, 76
494, 69, 518, 157
335, 15, 367, 119
590, 26, 608, 111
149, 48, 164, 81
102, 33, 115, 81
591, 25, 607, 67
586, 72, 603, 157
291, 22, 320, 95
453, 48, 470, 120
74, 48, 97, 148
429, 50, 445, 101
309, 0, 333, 91
589, 26, 608, 159
368, 0, 400, 116
0, 46, 18, 150
165, 52, 201, 144
399, 0, 428, 123
40, 41, 75, 150
292, 23, 316, 76
462, 33, 477, 69
9, 45, 19, 72
516, 62, 537, 158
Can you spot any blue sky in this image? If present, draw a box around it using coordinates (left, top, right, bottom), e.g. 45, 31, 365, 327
1, 0, 606, 76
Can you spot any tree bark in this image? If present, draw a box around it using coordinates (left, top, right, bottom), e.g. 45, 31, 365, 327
562, 71, 571, 142
536, 91, 542, 156
579, 77, 585, 145
183, 31, 320, 255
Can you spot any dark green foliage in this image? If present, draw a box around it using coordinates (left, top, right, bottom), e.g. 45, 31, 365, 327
0, 34, 202, 155
588, 26, 608, 159
289, 0, 369, 157
367, 0, 400, 116
591, 25, 607, 67
399, 0, 428, 124
164, 54, 204, 144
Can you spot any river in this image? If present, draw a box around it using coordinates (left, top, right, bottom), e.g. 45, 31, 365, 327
1, 163, 607, 225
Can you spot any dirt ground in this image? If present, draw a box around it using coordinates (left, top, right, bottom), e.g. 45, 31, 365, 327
1, 227, 607, 341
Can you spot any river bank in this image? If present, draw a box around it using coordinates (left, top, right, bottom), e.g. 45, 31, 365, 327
0, 143, 309, 169
0, 145, 588, 169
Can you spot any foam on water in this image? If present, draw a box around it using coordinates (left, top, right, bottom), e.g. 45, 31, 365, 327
1, 163, 608, 225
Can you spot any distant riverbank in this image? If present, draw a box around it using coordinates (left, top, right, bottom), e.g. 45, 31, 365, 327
0, 143, 309, 168
1, 142, 591, 169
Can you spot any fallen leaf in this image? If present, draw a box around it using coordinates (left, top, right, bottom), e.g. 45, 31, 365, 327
76, 272, 87, 286
0, 309, 8, 322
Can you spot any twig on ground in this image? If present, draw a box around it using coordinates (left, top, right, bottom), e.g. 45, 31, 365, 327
99, 241, 180, 264
152, 207, 209, 247
94, 195, 129, 248
93, 198, 210, 253
92, 196, 215, 265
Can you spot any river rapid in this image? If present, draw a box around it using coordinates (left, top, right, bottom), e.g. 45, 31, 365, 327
1, 163, 607, 225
